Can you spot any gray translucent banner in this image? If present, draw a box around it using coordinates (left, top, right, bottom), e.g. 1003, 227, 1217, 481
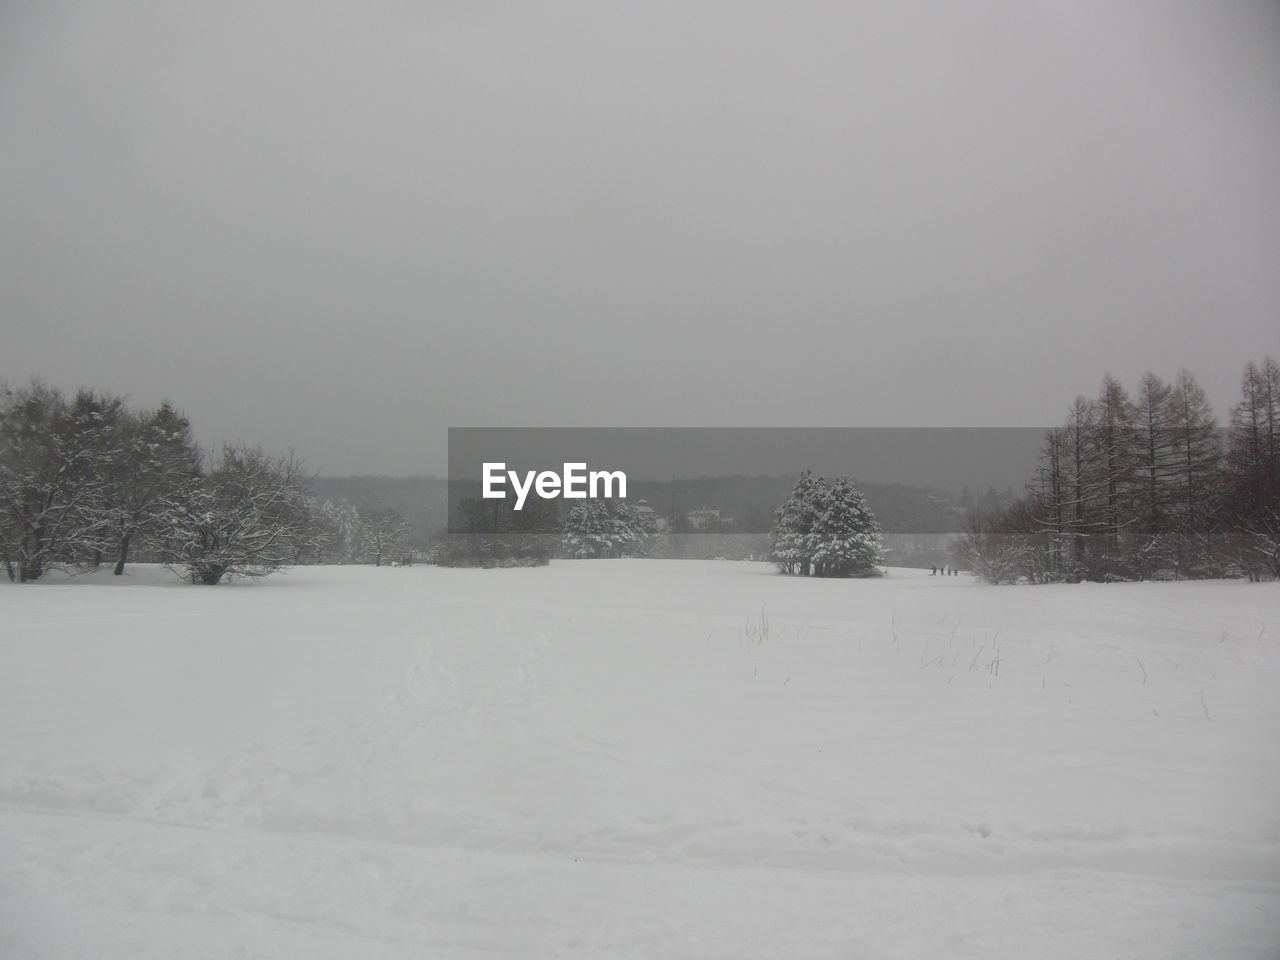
447, 427, 1045, 535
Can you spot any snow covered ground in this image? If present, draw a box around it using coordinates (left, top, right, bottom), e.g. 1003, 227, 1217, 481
2, 560, 1277, 959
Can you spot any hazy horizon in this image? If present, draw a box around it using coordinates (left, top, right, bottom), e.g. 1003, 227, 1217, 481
3, 2, 1278, 475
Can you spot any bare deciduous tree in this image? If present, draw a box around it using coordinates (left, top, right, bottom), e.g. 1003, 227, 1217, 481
156, 444, 311, 585
361, 509, 411, 566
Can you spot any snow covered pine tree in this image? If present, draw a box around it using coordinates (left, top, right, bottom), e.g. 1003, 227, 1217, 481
770, 469, 825, 575
560, 499, 655, 558
806, 476, 884, 577
771, 471, 883, 577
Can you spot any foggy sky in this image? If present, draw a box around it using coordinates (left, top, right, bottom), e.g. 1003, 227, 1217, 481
2, 1, 1278, 476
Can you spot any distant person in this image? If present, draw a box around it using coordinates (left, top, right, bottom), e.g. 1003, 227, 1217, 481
931, 565, 937, 576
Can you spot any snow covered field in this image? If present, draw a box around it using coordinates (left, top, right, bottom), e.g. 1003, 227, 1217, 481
2, 561, 1277, 959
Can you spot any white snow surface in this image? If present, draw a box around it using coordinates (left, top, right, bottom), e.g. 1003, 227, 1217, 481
1, 561, 1277, 958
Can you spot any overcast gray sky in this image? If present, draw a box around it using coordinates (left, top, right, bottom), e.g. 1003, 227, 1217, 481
2, 1, 1277, 475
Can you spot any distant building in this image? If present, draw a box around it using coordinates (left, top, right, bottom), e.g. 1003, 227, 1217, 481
685, 507, 733, 531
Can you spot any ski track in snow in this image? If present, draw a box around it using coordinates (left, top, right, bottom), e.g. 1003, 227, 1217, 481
1, 561, 1278, 958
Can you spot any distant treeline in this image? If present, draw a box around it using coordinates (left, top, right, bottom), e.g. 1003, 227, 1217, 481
12, 358, 1270, 584
953, 360, 1279, 583
324, 474, 985, 541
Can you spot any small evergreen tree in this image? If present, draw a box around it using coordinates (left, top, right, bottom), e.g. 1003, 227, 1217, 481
806, 476, 883, 577
560, 499, 652, 558
610, 500, 657, 556
771, 471, 882, 577
769, 470, 825, 575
